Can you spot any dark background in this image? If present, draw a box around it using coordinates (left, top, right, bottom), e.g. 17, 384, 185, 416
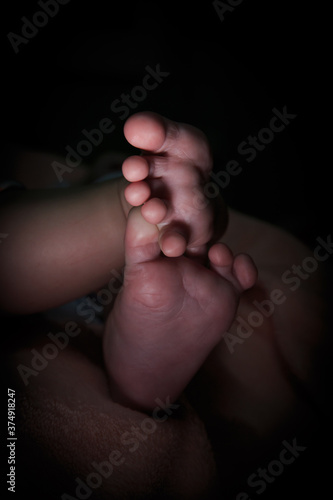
2, 0, 331, 247
1, 0, 331, 499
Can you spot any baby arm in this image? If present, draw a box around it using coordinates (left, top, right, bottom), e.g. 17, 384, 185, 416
0, 177, 130, 315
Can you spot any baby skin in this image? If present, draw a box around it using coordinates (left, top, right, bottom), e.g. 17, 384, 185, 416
103, 113, 257, 411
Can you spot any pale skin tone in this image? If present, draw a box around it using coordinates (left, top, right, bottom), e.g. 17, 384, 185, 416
0, 115, 223, 313
3, 113, 331, 498
1, 112, 257, 411
104, 112, 257, 410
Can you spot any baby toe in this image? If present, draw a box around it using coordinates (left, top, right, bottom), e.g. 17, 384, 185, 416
232, 254, 258, 291
159, 228, 187, 258
208, 243, 234, 280
122, 155, 149, 182
124, 181, 151, 206
209, 244, 257, 292
141, 198, 167, 224
124, 112, 167, 152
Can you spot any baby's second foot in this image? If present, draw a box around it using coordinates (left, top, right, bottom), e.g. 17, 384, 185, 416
122, 112, 226, 258
103, 208, 257, 411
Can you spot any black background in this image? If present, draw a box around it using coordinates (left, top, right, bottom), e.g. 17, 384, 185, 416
2, 0, 331, 247
1, 1, 332, 499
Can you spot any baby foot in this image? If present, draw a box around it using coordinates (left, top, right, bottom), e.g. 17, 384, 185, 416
103, 208, 257, 411
122, 111, 226, 258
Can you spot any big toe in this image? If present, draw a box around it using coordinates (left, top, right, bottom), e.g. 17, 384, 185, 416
125, 207, 161, 266
123, 112, 166, 152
